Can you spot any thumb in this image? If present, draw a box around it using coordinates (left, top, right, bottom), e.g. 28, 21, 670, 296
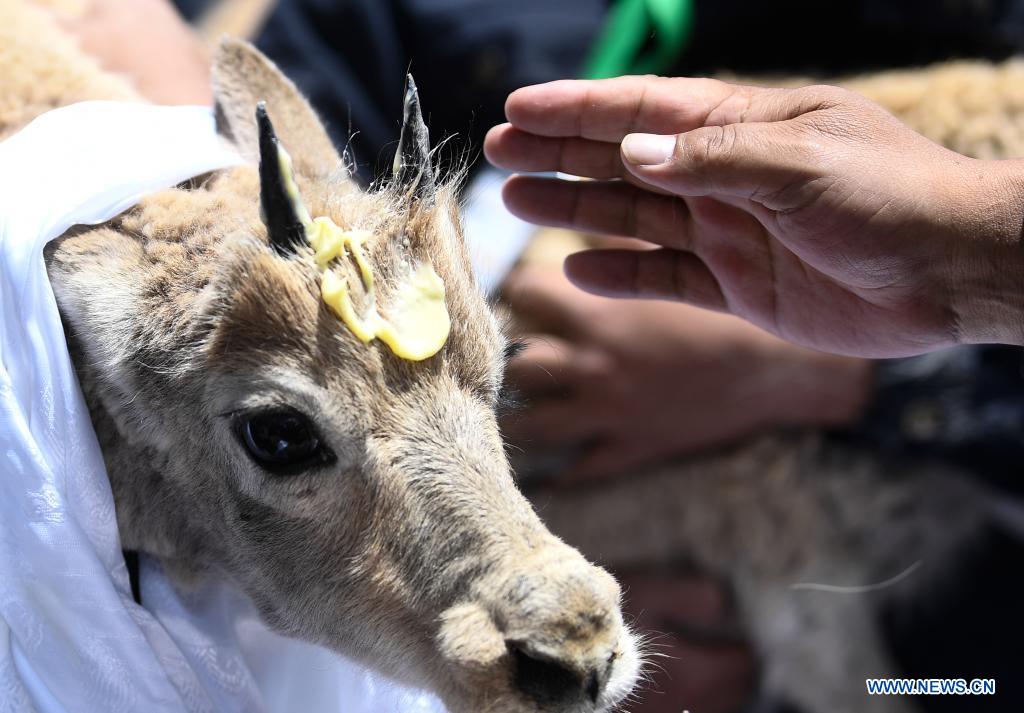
620, 123, 818, 209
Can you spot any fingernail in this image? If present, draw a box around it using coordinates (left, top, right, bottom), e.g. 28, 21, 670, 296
621, 133, 676, 166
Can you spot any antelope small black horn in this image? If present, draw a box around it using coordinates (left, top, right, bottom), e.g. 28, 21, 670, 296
257, 102, 306, 256
393, 74, 436, 200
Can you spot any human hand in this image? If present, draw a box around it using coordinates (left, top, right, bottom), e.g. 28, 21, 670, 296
485, 77, 1024, 358
44, 0, 212, 105
501, 264, 872, 483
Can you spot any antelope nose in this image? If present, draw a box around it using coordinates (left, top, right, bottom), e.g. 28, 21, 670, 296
508, 640, 612, 707
495, 558, 623, 708
438, 549, 630, 709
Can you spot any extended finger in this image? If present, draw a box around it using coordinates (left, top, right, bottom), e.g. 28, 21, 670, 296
560, 440, 653, 486
504, 336, 579, 397
501, 265, 596, 337
502, 398, 603, 446
485, 124, 626, 179
504, 77, 832, 142
564, 248, 727, 312
502, 176, 692, 248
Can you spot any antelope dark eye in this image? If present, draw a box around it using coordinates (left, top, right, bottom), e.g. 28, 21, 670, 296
237, 409, 334, 474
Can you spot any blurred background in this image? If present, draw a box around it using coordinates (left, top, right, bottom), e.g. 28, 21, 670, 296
51, 1, 1024, 711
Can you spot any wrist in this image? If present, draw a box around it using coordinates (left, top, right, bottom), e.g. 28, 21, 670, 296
947, 157, 1024, 347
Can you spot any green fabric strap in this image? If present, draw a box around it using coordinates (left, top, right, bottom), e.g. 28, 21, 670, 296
583, 0, 694, 79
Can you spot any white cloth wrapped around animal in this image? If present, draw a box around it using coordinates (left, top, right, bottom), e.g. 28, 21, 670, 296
0, 100, 445, 713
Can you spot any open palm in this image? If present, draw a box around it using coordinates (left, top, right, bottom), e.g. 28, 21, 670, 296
485, 76, 1024, 357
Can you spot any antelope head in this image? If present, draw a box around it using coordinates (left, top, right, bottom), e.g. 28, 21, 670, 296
46, 38, 641, 713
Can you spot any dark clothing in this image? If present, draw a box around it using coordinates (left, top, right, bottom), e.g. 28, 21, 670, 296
175, 0, 1024, 182
179, 0, 605, 179
684, 0, 1024, 76
880, 522, 1024, 713
835, 347, 1024, 713
843, 346, 1024, 493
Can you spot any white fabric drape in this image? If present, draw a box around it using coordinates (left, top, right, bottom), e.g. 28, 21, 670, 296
0, 101, 445, 713
461, 166, 536, 296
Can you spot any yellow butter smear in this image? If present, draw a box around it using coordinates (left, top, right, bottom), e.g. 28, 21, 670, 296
275, 145, 450, 361
268, 146, 448, 362
312, 220, 451, 361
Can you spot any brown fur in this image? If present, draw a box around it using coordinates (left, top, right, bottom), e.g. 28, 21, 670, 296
527, 435, 989, 713
0, 1, 139, 140
5, 3, 640, 711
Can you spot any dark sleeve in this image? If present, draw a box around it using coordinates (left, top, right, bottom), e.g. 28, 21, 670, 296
253, 0, 606, 181
190, 0, 1024, 179
831, 344, 1024, 493
679, 0, 1024, 76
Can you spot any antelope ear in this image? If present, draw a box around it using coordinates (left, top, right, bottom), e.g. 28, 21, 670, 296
393, 74, 436, 200
212, 37, 340, 177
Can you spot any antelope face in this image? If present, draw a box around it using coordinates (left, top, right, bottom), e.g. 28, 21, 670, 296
200, 232, 642, 712
47, 40, 640, 712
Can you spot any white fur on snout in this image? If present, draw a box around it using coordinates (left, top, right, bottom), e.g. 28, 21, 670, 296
435, 575, 643, 713
598, 622, 642, 712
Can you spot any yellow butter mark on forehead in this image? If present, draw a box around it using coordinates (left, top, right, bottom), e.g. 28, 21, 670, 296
308, 220, 372, 274
272, 142, 450, 360
313, 220, 450, 361
371, 262, 450, 361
